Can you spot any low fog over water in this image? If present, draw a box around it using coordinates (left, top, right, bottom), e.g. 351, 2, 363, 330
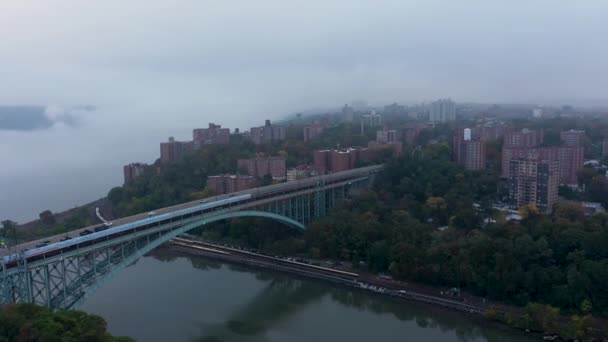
1, 0, 607, 222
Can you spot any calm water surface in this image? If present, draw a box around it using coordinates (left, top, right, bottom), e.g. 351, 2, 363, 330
81, 247, 534, 342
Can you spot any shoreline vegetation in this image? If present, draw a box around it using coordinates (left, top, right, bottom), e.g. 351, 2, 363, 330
167, 236, 605, 341
0, 304, 134, 342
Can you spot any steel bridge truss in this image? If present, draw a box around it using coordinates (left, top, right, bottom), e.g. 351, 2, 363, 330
1, 173, 373, 310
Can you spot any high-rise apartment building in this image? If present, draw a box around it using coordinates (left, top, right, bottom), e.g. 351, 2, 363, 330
368, 140, 402, 156
403, 123, 433, 145
360, 110, 382, 134
383, 102, 406, 116
342, 104, 354, 122
501, 128, 583, 185
160, 137, 194, 163
376, 129, 398, 144
250, 120, 286, 145
429, 99, 456, 123
303, 120, 325, 142
477, 125, 507, 141
313, 146, 394, 174
237, 156, 286, 179
501, 129, 544, 178
123, 163, 147, 184
453, 128, 486, 171
206, 174, 258, 195
502, 146, 583, 185
603, 139, 608, 157
560, 130, 585, 147
549, 146, 584, 185
508, 158, 559, 213
503, 128, 543, 148
192, 123, 230, 146
314, 149, 361, 174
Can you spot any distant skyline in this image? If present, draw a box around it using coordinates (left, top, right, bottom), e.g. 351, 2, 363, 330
1, 1, 608, 222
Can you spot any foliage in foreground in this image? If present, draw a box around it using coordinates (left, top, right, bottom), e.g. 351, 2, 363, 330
0, 304, 134, 342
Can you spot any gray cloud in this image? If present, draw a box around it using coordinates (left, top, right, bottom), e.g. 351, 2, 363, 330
0, 105, 92, 131
0, 0, 607, 222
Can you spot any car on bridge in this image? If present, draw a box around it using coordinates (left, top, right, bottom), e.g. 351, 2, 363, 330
94, 224, 109, 233
79, 229, 93, 236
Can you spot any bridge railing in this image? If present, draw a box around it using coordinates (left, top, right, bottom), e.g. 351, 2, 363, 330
1, 165, 383, 271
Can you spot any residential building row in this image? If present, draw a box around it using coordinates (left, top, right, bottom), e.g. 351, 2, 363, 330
192, 123, 230, 147
237, 156, 286, 180
159, 120, 288, 163
313, 142, 401, 175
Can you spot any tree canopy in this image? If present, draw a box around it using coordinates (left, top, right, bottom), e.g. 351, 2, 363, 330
0, 304, 134, 342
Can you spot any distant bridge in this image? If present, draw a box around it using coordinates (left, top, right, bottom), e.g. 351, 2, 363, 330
0, 165, 382, 310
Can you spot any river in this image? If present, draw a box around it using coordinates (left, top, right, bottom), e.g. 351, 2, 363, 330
81, 247, 535, 342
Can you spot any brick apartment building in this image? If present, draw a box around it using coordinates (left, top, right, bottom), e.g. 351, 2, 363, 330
501, 129, 583, 185
192, 123, 230, 147
508, 158, 559, 213
453, 128, 486, 171
314, 148, 377, 174
376, 129, 398, 144
504, 128, 544, 148
476, 125, 508, 141
250, 120, 286, 145
403, 123, 433, 145
207, 174, 258, 195
303, 120, 325, 142
160, 137, 194, 163
237, 156, 286, 179
368, 140, 402, 156
502, 146, 583, 185
560, 129, 585, 147
123, 163, 147, 184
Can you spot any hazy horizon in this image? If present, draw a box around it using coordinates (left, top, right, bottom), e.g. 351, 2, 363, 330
1, 1, 608, 222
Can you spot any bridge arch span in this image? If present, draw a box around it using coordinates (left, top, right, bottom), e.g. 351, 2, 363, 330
70, 210, 303, 308
199, 210, 306, 230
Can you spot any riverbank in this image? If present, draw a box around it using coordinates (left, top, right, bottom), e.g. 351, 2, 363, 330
166, 237, 554, 340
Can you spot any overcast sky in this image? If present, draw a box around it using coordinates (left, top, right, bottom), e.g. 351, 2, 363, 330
1, 1, 607, 222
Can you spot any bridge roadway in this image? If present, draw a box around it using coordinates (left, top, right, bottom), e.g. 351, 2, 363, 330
0, 165, 382, 264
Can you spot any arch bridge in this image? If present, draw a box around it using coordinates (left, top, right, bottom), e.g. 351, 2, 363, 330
0, 165, 381, 310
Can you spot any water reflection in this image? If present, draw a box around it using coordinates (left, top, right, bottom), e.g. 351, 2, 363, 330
146, 247, 529, 342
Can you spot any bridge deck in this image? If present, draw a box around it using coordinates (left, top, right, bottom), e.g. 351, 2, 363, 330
1, 165, 382, 263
